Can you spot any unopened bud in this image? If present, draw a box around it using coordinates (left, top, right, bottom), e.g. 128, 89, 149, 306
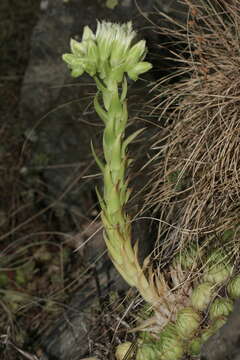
70, 38, 87, 56
125, 40, 146, 70
127, 61, 152, 81
82, 25, 95, 41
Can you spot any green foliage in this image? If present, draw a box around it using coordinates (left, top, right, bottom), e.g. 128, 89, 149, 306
191, 282, 214, 311
227, 275, 240, 299
188, 337, 202, 356
175, 307, 201, 339
157, 322, 185, 360
209, 298, 233, 321
203, 249, 233, 284
136, 341, 160, 360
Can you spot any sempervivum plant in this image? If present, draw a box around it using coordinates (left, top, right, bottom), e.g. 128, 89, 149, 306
63, 21, 159, 306
227, 274, 240, 299
209, 298, 234, 321
157, 322, 185, 360
202, 248, 233, 285
175, 307, 201, 339
191, 282, 214, 311
62, 21, 201, 325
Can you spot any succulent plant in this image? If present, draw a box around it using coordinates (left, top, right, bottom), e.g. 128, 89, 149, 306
136, 341, 160, 360
203, 249, 232, 285
62, 21, 240, 360
201, 326, 216, 342
212, 316, 227, 332
188, 337, 202, 356
227, 275, 240, 299
157, 322, 185, 360
173, 244, 203, 271
175, 307, 201, 339
63, 21, 159, 307
209, 298, 233, 320
191, 282, 213, 311
203, 263, 232, 284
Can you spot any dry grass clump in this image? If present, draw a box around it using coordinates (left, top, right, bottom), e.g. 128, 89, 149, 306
143, 0, 240, 262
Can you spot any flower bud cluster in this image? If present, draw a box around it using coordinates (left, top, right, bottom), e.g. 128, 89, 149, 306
62, 21, 152, 84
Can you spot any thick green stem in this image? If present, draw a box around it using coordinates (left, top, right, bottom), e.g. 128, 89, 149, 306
96, 81, 159, 306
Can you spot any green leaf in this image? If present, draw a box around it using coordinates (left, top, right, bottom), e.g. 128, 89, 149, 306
120, 76, 128, 102
102, 89, 112, 110
94, 94, 108, 124
103, 165, 114, 199
124, 40, 147, 70
127, 61, 152, 81
90, 140, 104, 172
95, 186, 106, 212
87, 39, 99, 67
109, 134, 122, 172
209, 298, 233, 320
62, 54, 82, 68
71, 68, 84, 77
118, 101, 128, 133
122, 128, 145, 157
94, 76, 107, 93
82, 25, 95, 41
70, 38, 86, 56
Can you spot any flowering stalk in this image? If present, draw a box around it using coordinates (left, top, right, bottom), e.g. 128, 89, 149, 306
62, 21, 159, 306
